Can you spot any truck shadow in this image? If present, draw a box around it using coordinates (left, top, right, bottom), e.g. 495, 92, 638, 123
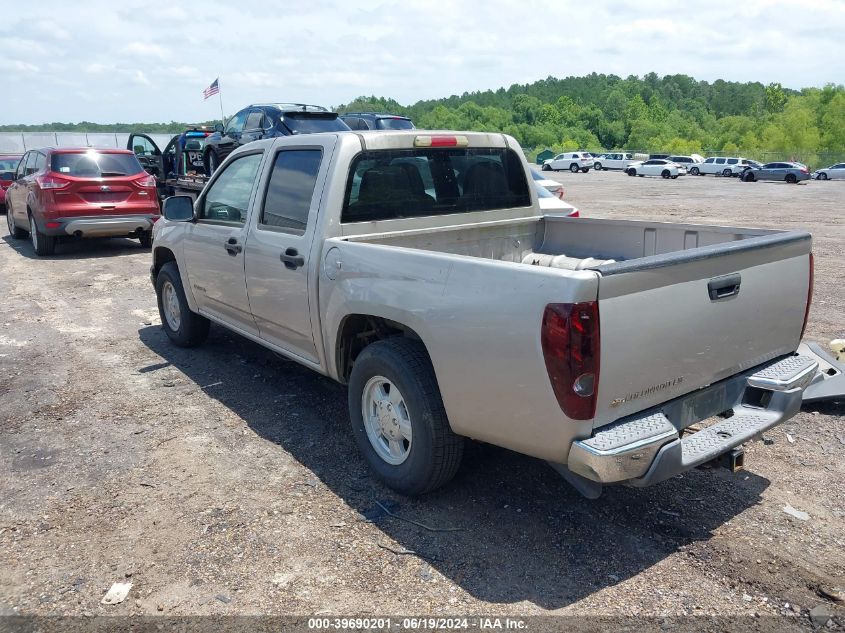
1, 234, 146, 260
139, 324, 770, 609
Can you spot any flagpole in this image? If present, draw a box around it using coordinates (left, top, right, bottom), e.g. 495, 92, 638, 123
217, 78, 225, 124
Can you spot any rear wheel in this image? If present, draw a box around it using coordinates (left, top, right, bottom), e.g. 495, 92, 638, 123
204, 150, 219, 176
786, 173, 797, 184
594, 162, 603, 171
155, 262, 210, 347
722, 168, 732, 177
661, 170, 671, 179
569, 163, 579, 173
348, 338, 463, 495
671, 175, 678, 179
29, 214, 55, 256
6, 205, 26, 239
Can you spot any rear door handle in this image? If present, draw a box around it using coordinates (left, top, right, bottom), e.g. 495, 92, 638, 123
280, 247, 305, 270
224, 238, 242, 256
708, 273, 741, 300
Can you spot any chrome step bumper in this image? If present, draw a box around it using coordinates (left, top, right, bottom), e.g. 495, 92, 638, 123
567, 354, 818, 486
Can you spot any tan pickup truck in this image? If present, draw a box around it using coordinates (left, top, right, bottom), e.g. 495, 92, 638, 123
149, 130, 841, 497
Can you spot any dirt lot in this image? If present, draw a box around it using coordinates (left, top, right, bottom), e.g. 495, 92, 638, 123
1, 171, 843, 626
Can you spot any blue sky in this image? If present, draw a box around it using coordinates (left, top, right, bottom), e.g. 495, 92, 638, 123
3, 0, 844, 124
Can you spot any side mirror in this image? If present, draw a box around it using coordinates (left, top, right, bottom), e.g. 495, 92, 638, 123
162, 195, 195, 222
214, 122, 224, 133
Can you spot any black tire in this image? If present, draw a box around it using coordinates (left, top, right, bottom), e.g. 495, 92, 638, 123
594, 162, 603, 171
541, 163, 551, 172
204, 149, 219, 176
627, 168, 636, 177
671, 175, 678, 179
786, 173, 797, 184
155, 262, 210, 347
689, 166, 700, 176
819, 172, 828, 180
139, 231, 153, 248
722, 168, 732, 177
743, 172, 755, 182
661, 170, 671, 179
348, 338, 463, 496
569, 163, 579, 173
581, 167, 590, 173
6, 205, 26, 239
29, 213, 55, 256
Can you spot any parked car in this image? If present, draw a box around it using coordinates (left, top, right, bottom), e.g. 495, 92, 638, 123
203, 103, 350, 174
593, 152, 635, 171
5, 148, 160, 255
340, 113, 415, 130
813, 162, 845, 180
151, 129, 823, 498
530, 169, 578, 216
626, 159, 686, 179
128, 128, 213, 197
0, 154, 23, 212
691, 156, 748, 177
729, 159, 763, 177
667, 155, 704, 171
741, 162, 811, 183
542, 151, 594, 173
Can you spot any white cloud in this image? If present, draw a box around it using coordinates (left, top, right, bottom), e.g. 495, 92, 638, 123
1, 0, 844, 124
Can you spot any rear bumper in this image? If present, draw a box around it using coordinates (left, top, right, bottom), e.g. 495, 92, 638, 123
42, 214, 158, 237
565, 353, 818, 487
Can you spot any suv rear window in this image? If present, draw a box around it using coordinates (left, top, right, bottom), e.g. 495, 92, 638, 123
375, 118, 414, 131
51, 152, 143, 177
280, 113, 350, 135
342, 148, 530, 223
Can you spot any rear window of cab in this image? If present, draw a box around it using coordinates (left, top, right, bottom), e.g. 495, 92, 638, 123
51, 152, 144, 177
342, 147, 530, 223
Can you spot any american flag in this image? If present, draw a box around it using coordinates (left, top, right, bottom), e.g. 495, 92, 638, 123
203, 78, 219, 100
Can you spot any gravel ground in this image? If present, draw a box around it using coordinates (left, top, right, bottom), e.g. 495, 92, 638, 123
0, 170, 842, 627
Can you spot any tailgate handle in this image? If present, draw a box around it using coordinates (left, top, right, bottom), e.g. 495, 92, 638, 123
708, 273, 741, 301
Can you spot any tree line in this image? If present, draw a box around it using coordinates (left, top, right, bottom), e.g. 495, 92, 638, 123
4, 73, 843, 166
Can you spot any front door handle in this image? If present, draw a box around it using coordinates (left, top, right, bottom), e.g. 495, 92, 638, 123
280, 247, 305, 270
224, 238, 242, 256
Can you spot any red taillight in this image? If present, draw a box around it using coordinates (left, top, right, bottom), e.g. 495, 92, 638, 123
541, 301, 600, 420
136, 173, 157, 188
151, 216, 161, 222
46, 221, 60, 229
800, 253, 814, 339
568, 209, 580, 217
37, 174, 70, 190
800, 168, 809, 174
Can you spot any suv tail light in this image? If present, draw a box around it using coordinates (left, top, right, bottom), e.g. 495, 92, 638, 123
800, 253, 814, 340
541, 301, 600, 420
136, 173, 157, 188
37, 174, 70, 190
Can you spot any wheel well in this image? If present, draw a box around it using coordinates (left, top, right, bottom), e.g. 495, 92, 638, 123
336, 315, 424, 383
152, 247, 177, 279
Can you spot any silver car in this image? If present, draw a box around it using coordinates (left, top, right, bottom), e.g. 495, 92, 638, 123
740, 161, 811, 183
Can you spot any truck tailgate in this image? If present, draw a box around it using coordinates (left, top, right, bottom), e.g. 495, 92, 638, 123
591, 232, 812, 426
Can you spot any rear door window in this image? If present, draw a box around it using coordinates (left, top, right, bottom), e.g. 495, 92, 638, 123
259, 150, 322, 234
727, 158, 738, 165
342, 147, 530, 223
704, 158, 715, 164
715, 158, 726, 165
51, 152, 144, 177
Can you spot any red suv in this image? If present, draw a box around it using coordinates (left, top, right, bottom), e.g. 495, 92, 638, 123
5, 148, 160, 256
0, 154, 22, 212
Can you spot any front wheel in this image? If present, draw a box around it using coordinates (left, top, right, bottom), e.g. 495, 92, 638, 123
6, 206, 26, 239
139, 231, 153, 248
627, 168, 637, 177
204, 150, 219, 176
348, 338, 463, 496
689, 167, 700, 176
819, 172, 828, 180
743, 172, 755, 182
155, 262, 210, 347
541, 163, 551, 172
661, 170, 671, 179
569, 164, 579, 173
594, 162, 603, 171
29, 214, 55, 256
